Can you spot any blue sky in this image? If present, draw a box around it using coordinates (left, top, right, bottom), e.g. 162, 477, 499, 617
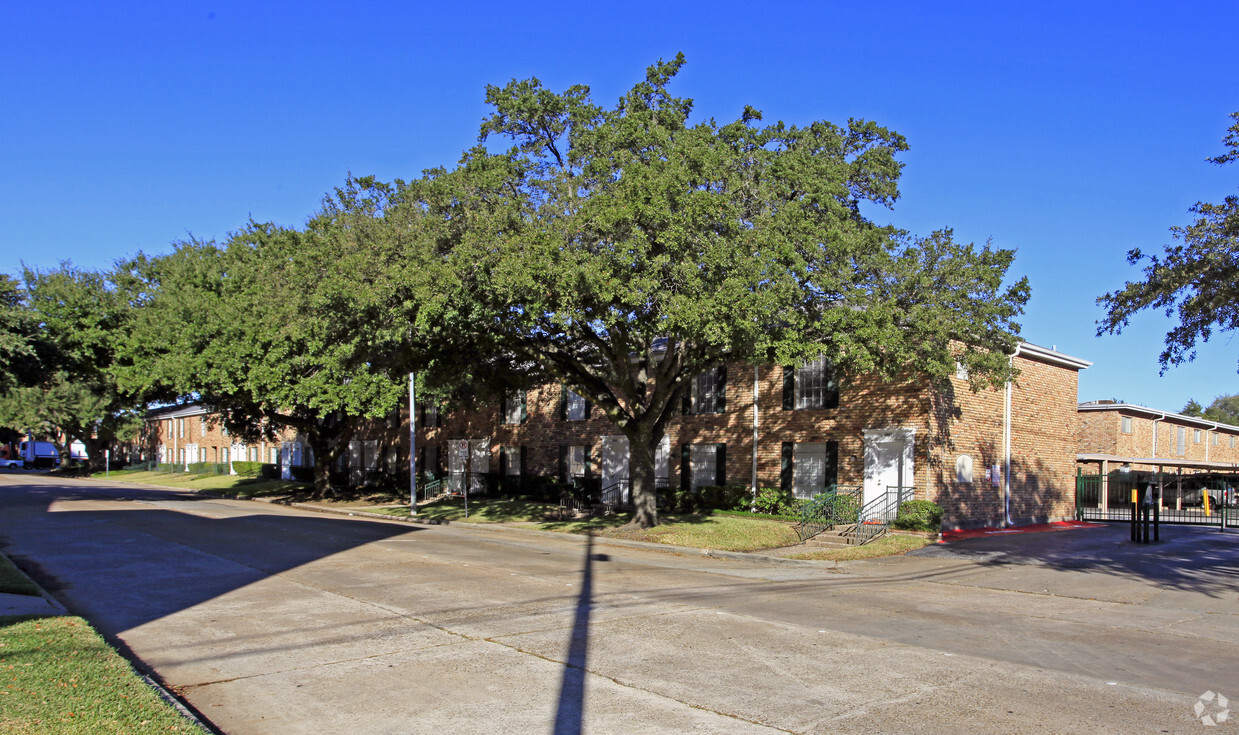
2, 1, 1237, 412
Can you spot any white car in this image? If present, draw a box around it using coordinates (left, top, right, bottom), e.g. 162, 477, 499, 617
0, 457, 21, 470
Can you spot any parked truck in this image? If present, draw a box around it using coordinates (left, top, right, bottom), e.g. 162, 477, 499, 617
19, 440, 61, 469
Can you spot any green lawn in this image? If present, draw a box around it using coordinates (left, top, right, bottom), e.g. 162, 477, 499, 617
378, 497, 803, 552
787, 534, 931, 561
0, 615, 204, 733
0, 555, 41, 597
90, 469, 303, 498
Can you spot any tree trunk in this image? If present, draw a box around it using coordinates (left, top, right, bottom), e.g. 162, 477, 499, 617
627, 429, 660, 529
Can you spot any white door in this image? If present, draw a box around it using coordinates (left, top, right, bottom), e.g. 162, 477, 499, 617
448, 440, 469, 494
863, 428, 915, 516
794, 442, 827, 499
469, 439, 490, 494
280, 442, 292, 480
600, 436, 630, 502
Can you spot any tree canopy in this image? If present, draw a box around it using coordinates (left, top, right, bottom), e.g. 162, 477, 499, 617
1099, 111, 1239, 372
403, 55, 1030, 527
1181, 394, 1239, 426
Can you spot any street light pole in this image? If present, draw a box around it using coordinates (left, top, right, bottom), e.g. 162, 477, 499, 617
409, 372, 417, 510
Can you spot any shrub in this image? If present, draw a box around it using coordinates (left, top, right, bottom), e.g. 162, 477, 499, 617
753, 487, 793, 515
891, 500, 944, 531
289, 465, 315, 483
186, 462, 228, 476
828, 493, 861, 524
697, 485, 752, 512
231, 461, 267, 478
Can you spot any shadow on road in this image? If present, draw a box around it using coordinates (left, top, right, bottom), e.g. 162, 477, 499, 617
553, 532, 595, 735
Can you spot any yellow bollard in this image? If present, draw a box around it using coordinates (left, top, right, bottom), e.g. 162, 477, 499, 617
1204, 488, 1212, 517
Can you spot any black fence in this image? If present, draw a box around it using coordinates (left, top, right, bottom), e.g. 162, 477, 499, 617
1076, 472, 1239, 529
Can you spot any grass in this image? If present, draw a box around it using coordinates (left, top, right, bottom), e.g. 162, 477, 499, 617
372, 496, 561, 523
90, 469, 304, 498
787, 534, 932, 561
386, 498, 803, 552
0, 555, 41, 597
0, 615, 204, 734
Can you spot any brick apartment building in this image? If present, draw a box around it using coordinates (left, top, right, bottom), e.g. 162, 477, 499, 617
143, 342, 1090, 530
1077, 401, 1239, 475
420, 342, 1090, 529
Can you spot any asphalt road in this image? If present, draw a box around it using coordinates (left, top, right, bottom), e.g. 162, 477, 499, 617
1, 474, 1237, 734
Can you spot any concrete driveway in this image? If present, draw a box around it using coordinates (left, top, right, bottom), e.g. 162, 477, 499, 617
1, 474, 1236, 734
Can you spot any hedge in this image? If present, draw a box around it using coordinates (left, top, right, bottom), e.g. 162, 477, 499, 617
891, 500, 944, 531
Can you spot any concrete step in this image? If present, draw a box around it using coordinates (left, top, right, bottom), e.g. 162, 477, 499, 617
800, 530, 853, 548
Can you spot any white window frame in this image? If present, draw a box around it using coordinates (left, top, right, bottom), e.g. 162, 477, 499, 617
503, 392, 523, 425
1121, 416, 1133, 434
689, 444, 717, 490
503, 446, 521, 476
796, 356, 835, 410
565, 389, 587, 421
1194, 429, 1203, 443
567, 446, 586, 481
690, 367, 724, 414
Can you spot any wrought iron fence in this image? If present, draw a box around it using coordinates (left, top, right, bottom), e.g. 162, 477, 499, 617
1076, 472, 1239, 528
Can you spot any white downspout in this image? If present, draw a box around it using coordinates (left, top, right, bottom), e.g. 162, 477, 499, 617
409, 372, 418, 508
1003, 348, 1019, 527
751, 365, 759, 497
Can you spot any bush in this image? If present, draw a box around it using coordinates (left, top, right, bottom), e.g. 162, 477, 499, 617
232, 461, 267, 478
697, 485, 752, 512
891, 500, 943, 531
753, 487, 793, 515
289, 465, 315, 483
827, 493, 861, 524
185, 462, 228, 476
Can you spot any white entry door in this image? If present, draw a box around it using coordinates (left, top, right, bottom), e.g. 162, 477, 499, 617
863, 428, 915, 513
600, 436, 630, 502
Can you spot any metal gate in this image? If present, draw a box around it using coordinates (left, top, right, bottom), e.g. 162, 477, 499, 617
1076, 472, 1239, 528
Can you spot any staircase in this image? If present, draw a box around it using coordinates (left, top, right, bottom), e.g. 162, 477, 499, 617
836, 486, 914, 545
794, 485, 863, 543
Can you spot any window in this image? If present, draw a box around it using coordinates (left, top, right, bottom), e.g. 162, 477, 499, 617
221, 447, 229, 464
1177, 427, 1187, 456
1213, 433, 1220, 446
271, 447, 279, 464
563, 388, 588, 421
178, 448, 185, 465
955, 362, 969, 381
681, 443, 726, 490
504, 391, 527, 425
784, 356, 839, 410
250, 447, 258, 462
178, 418, 185, 438
199, 447, 207, 463
1121, 417, 1133, 434
562, 445, 587, 482
1232, 436, 1236, 449
1194, 429, 1203, 443
782, 442, 839, 498
500, 446, 522, 476
684, 366, 726, 415
422, 403, 440, 428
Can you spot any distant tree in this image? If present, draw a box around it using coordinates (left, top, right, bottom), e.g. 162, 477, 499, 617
1099, 112, 1239, 372
405, 55, 1030, 528
119, 179, 446, 495
1181, 394, 1239, 425
0, 274, 38, 394
0, 265, 144, 466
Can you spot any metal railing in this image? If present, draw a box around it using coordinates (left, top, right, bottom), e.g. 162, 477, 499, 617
794, 485, 863, 542
839, 486, 914, 546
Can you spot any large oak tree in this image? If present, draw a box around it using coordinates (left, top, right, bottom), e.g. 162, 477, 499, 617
405, 55, 1029, 528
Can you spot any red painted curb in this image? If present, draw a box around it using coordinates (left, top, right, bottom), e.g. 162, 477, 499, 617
940, 520, 1102, 543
